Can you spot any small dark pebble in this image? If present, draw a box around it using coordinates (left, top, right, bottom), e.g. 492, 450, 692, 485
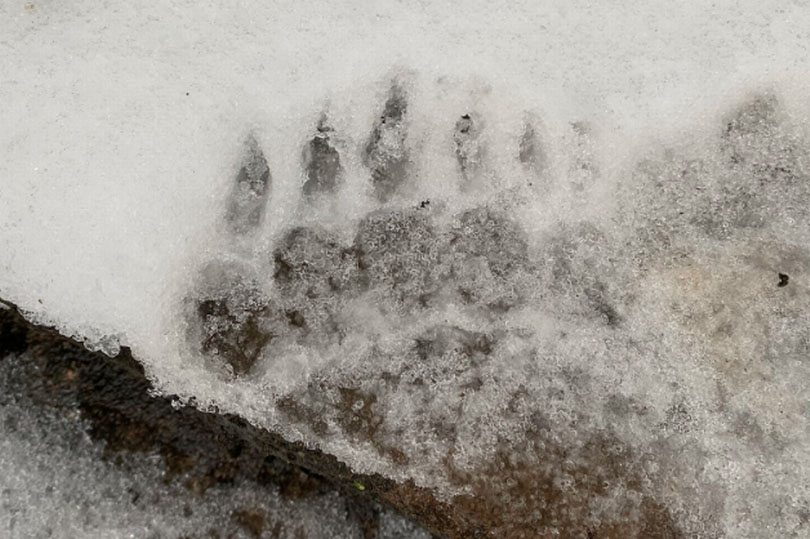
778, 273, 789, 287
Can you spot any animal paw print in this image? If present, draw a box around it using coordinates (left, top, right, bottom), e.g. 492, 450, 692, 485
184, 79, 588, 380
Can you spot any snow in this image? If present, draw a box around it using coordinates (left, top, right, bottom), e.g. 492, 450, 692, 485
3, 1, 810, 536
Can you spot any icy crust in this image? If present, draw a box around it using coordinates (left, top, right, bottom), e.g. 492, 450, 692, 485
150, 88, 810, 536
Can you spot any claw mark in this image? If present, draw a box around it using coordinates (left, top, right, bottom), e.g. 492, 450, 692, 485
302, 116, 343, 196
721, 94, 798, 184
454, 114, 484, 181
722, 94, 780, 168
364, 83, 409, 201
569, 121, 597, 189
723, 94, 779, 140
226, 135, 271, 234
519, 118, 546, 176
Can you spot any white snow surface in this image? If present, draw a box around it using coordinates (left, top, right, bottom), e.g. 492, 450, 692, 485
3, 1, 810, 536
